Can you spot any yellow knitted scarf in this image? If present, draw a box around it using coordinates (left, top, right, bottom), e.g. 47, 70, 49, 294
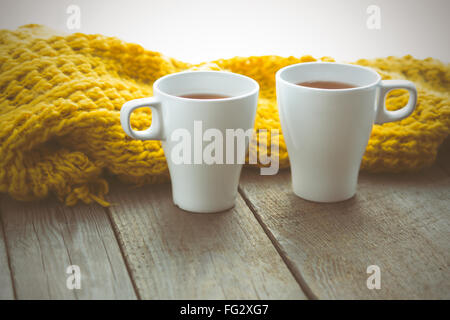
1, 25, 449, 206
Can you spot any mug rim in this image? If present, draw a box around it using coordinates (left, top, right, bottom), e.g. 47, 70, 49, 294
276, 62, 382, 92
153, 70, 259, 102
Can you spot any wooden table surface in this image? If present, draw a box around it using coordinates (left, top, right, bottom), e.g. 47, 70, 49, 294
0, 141, 449, 300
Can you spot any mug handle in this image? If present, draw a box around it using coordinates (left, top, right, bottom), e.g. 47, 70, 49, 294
375, 80, 417, 124
120, 97, 164, 140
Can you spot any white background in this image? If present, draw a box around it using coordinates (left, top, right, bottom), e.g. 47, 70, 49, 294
0, 0, 449, 63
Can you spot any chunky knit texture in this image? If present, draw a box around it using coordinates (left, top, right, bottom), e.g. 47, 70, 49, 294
0, 25, 449, 206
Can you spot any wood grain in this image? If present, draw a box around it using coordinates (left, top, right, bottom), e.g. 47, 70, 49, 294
239, 167, 450, 299
0, 212, 14, 299
106, 181, 307, 299
0, 196, 137, 299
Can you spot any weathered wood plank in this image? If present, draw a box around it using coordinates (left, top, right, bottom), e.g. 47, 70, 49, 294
0, 196, 137, 299
239, 167, 450, 299
0, 214, 15, 299
106, 181, 307, 299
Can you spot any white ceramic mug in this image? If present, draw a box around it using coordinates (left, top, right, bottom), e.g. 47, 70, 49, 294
120, 71, 259, 213
276, 62, 417, 202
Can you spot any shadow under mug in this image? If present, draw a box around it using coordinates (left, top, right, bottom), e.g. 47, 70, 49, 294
276, 62, 417, 202
120, 71, 259, 213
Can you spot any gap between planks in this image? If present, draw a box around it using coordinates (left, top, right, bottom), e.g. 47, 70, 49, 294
237, 165, 450, 299
0, 195, 137, 300
238, 137, 450, 299
102, 205, 142, 300
105, 179, 307, 299
238, 185, 318, 300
